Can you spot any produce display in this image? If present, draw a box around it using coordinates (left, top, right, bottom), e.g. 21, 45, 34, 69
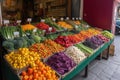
2, 35, 41, 51
65, 46, 86, 64
57, 21, 73, 30
21, 24, 36, 31
45, 18, 64, 31
0, 18, 114, 80
102, 30, 114, 39
20, 60, 59, 80
75, 43, 94, 55
74, 21, 81, 25
29, 39, 65, 58
5, 48, 40, 69
97, 34, 110, 43
36, 22, 56, 33
55, 36, 73, 47
83, 36, 104, 49
45, 33, 59, 40
46, 52, 76, 75
54, 28, 101, 48
80, 28, 101, 38
0, 26, 17, 40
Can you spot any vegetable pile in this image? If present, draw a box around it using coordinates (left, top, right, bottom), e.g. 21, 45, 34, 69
57, 21, 73, 30
29, 39, 65, 58
2, 35, 41, 51
96, 34, 110, 43
65, 46, 86, 64
75, 43, 94, 55
21, 24, 36, 31
45, 18, 64, 31
83, 36, 104, 49
0, 26, 17, 40
36, 22, 56, 33
102, 30, 114, 39
74, 21, 81, 25
55, 36, 73, 47
20, 60, 59, 80
46, 52, 76, 75
5, 48, 40, 69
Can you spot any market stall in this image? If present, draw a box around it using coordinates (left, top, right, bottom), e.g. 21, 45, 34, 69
0, 18, 114, 80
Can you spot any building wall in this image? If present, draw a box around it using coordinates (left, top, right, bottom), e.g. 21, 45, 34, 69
83, 0, 114, 30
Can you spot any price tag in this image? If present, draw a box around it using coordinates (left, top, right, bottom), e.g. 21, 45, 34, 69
64, 28, 67, 30
26, 33, 30, 35
3, 20, 10, 24
17, 20, 21, 23
66, 17, 69, 20
33, 28, 37, 32
41, 19, 45, 22
72, 18, 75, 20
14, 31, 19, 37
79, 17, 82, 20
60, 17, 64, 21
43, 30, 46, 32
27, 18, 32, 23
75, 25, 78, 29
49, 27, 52, 32
76, 18, 78, 20
86, 25, 89, 28
52, 18, 56, 22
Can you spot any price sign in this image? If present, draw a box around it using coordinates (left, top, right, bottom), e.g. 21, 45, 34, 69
72, 18, 75, 20
17, 20, 21, 23
76, 18, 78, 20
75, 25, 78, 29
3, 20, 9, 24
52, 18, 56, 22
33, 28, 37, 32
60, 17, 64, 21
41, 19, 45, 22
86, 25, 89, 28
49, 27, 52, 32
14, 31, 19, 37
64, 28, 67, 30
27, 18, 32, 23
26, 33, 30, 35
79, 17, 82, 20
66, 17, 69, 20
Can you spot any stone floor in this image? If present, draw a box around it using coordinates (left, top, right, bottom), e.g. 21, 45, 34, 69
72, 35, 120, 80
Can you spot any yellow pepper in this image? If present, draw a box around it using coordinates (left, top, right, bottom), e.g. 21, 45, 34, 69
21, 24, 36, 31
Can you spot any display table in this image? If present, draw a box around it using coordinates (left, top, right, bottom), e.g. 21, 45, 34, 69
62, 39, 113, 80
1, 39, 113, 80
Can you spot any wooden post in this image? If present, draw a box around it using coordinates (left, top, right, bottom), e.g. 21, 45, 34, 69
0, 2, 2, 26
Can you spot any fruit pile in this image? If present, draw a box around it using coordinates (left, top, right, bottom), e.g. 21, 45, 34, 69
29, 39, 65, 58
46, 52, 76, 75
65, 46, 86, 64
5, 48, 40, 69
20, 60, 59, 80
102, 30, 114, 39
57, 21, 73, 30
36, 22, 56, 33
83, 36, 104, 49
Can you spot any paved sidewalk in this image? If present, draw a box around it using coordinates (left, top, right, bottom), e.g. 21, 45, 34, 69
72, 36, 120, 80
